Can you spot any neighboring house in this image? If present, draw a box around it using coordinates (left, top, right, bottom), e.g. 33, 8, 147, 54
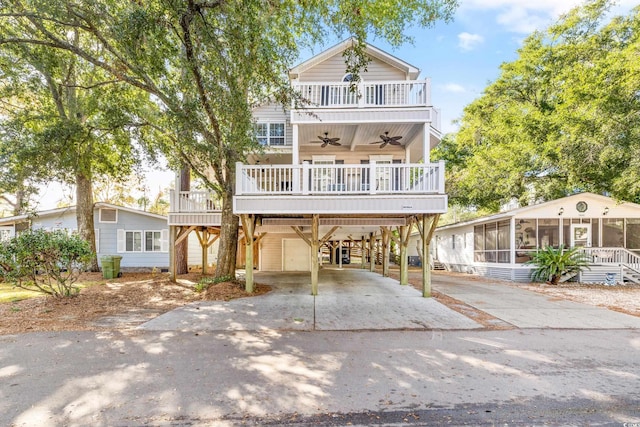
427, 193, 640, 284
168, 38, 447, 293
0, 203, 169, 270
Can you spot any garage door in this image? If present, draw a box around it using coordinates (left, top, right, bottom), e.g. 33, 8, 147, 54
283, 239, 310, 271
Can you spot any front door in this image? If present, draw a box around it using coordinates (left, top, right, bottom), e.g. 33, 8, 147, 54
570, 224, 591, 247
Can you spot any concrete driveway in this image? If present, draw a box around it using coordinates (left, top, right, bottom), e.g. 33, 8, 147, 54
140, 268, 640, 332
431, 271, 640, 329
141, 269, 482, 332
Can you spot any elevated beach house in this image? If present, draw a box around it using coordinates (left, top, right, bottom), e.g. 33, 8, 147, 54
168, 39, 447, 294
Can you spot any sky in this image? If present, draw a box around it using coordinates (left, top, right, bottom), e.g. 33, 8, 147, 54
31, 0, 636, 211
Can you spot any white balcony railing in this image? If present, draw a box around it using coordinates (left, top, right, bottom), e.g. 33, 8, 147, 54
235, 161, 445, 196
580, 247, 640, 269
292, 79, 431, 108
169, 190, 219, 213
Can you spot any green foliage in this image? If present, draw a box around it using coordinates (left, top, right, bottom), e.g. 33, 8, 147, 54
0, 229, 94, 297
0, 0, 458, 277
195, 275, 234, 293
436, 0, 640, 209
526, 245, 590, 285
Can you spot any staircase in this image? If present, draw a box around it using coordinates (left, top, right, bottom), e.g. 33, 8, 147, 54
432, 260, 446, 271
623, 266, 640, 284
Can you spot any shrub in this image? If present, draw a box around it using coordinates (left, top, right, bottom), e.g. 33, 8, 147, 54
526, 245, 590, 285
0, 229, 94, 297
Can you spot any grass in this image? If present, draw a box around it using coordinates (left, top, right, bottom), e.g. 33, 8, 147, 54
0, 283, 42, 303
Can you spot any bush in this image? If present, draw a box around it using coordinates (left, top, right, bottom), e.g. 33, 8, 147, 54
0, 229, 94, 297
526, 245, 590, 285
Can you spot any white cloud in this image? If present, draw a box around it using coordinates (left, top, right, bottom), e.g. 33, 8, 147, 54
460, 0, 583, 34
441, 83, 466, 94
458, 32, 484, 51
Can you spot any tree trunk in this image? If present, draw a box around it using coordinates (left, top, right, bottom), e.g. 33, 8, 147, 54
175, 166, 190, 275
76, 171, 98, 271
215, 189, 239, 279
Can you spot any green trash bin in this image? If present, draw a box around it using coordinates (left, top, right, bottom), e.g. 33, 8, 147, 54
112, 255, 122, 278
101, 256, 114, 279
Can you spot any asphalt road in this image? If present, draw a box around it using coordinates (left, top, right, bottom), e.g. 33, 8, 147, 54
2, 329, 639, 426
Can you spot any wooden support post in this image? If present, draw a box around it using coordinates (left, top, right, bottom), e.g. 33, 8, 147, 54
311, 214, 319, 296
338, 240, 343, 269
169, 225, 177, 282
398, 225, 410, 285
381, 227, 390, 277
369, 232, 375, 272
201, 228, 208, 274
421, 214, 440, 297
240, 214, 256, 293
361, 235, 366, 269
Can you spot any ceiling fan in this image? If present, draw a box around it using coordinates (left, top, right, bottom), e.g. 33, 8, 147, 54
312, 132, 341, 148
370, 132, 402, 149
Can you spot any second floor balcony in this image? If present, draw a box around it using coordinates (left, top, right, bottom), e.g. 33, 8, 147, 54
293, 79, 431, 109
234, 161, 447, 216
290, 79, 440, 131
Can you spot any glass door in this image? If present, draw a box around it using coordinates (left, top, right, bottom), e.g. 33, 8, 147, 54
571, 224, 591, 247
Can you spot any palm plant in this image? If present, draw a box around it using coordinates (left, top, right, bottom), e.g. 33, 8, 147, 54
526, 245, 590, 285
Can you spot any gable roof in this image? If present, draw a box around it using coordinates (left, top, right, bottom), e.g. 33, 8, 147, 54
0, 202, 166, 226
289, 37, 421, 80
434, 193, 640, 232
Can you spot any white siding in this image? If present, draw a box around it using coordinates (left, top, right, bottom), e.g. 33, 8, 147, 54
187, 232, 220, 269
299, 54, 406, 82
434, 225, 474, 267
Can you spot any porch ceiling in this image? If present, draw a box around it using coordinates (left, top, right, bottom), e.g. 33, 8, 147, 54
299, 123, 427, 158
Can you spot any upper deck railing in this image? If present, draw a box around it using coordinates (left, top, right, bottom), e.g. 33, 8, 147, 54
292, 79, 431, 109
235, 161, 445, 196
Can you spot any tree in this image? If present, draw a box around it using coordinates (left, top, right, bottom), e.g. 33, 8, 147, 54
436, 0, 640, 210
0, 20, 152, 270
1, 0, 458, 279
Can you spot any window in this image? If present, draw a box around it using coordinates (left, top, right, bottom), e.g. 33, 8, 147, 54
99, 208, 117, 223
126, 231, 142, 252
145, 231, 162, 252
255, 122, 286, 146
118, 229, 168, 253
602, 218, 624, 247
475, 221, 511, 263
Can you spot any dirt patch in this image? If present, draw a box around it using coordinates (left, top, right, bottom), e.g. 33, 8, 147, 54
0, 272, 270, 335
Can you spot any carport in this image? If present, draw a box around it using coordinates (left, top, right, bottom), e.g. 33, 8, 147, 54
239, 213, 440, 297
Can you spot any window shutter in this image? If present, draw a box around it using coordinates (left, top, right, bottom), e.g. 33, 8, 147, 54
117, 229, 125, 253
94, 229, 100, 253
161, 229, 169, 252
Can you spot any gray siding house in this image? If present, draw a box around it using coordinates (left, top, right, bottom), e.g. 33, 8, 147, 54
0, 202, 169, 270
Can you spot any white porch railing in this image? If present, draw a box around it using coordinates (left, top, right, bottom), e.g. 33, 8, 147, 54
580, 247, 640, 270
170, 190, 219, 212
235, 161, 445, 196
292, 79, 431, 108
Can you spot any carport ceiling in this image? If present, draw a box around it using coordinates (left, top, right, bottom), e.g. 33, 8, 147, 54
261, 217, 408, 226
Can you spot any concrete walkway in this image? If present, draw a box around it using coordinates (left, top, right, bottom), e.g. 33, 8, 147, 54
432, 271, 640, 329
141, 269, 482, 332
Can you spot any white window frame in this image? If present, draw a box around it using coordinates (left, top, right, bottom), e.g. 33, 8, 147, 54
255, 122, 286, 146
145, 230, 163, 252
99, 208, 118, 223
118, 229, 168, 253
125, 230, 143, 252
